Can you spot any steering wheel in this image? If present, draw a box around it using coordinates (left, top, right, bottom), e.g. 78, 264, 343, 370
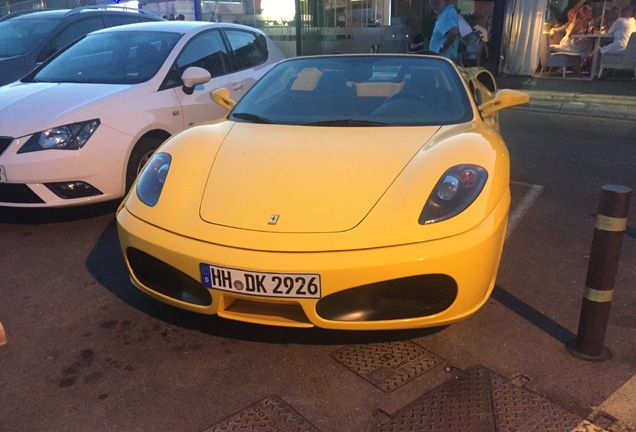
385, 91, 430, 106
370, 91, 433, 118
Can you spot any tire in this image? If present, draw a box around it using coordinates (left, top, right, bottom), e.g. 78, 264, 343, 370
125, 136, 164, 192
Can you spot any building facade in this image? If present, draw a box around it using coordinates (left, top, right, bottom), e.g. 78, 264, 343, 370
2, 0, 629, 76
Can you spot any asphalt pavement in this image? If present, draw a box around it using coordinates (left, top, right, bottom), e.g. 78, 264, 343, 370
1, 74, 635, 432
485, 74, 636, 432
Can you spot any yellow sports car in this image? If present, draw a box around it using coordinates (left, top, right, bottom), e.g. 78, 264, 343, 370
116, 54, 528, 330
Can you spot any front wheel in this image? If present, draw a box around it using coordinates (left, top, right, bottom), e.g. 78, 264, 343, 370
125, 136, 164, 192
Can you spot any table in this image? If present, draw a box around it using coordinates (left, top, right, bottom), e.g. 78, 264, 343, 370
571, 33, 613, 79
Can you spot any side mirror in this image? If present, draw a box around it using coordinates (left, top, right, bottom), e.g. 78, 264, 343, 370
181, 66, 212, 95
478, 89, 530, 117
209, 87, 237, 111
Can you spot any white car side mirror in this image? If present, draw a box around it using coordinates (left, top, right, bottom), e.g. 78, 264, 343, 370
181, 66, 212, 95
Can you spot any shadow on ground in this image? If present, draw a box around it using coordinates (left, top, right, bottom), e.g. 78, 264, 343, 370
0, 200, 120, 224
491, 285, 576, 344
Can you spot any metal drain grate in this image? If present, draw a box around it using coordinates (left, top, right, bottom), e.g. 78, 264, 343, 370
490, 372, 588, 432
370, 365, 497, 431
203, 395, 319, 432
330, 340, 444, 392
370, 365, 607, 432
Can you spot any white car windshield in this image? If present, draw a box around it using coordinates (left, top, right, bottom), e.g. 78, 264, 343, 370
229, 55, 472, 127
27, 30, 181, 84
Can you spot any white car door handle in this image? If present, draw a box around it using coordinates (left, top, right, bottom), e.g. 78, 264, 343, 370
232, 82, 244, 91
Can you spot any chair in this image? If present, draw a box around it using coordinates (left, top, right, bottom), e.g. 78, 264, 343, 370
460, 32, 484, 67
539, 33, 582, 78
599, 33, 636, 79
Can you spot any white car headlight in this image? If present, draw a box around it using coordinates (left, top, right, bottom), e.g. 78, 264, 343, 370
18, 119, 100, 153
136, 153, 171, 207
419, 165, 488, 225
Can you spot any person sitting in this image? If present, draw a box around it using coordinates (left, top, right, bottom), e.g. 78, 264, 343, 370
470, 14, 489, 44
600, 5, 636, 55
409, 32, 425, 54
460, 14, 488, 66
602, 6, 620, 31
550, 3, 595, 60
549, 6, 578, 44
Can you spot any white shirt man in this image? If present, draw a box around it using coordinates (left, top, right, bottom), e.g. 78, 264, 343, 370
600, 7, 636, 55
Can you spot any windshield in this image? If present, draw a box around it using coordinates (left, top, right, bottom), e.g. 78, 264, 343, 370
28, 30, 181, 84
229, 55, 472, 127
0, 16, 61, 57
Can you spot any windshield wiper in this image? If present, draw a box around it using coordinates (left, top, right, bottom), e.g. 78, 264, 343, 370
231, 112, 273, 124
303, 119, 388, 126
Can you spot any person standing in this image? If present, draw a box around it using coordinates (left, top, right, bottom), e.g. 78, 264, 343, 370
429, 0, 460, 60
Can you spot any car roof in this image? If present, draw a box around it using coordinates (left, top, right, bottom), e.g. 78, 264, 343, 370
2, 7, 162, 21
93, 20, 267, 35
1, 9, 69, 20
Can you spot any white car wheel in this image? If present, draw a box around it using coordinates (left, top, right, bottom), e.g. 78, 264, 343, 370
126, 137, 164, 192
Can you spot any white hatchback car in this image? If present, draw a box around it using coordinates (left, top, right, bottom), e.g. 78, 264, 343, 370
0, 20, 285, 207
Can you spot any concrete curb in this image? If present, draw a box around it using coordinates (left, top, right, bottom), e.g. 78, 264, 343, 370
596, 375, 636, 432
512, 91, 636, 120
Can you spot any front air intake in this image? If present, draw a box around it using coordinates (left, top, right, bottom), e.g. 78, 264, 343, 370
126, 248, 212, 306
316, 274, 457, 322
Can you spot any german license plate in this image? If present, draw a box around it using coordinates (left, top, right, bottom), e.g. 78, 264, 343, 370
200, 263, 321, 299
0, 166, 6, 182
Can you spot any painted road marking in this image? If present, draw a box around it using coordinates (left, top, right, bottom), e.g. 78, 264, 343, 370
507, 181, 544, 239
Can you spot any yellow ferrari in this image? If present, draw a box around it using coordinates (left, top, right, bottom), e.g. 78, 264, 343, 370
116, 54, 528, 330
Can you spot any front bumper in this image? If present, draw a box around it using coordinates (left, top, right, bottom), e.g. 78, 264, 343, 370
0, 127, 130, 207
116, 192, 509, 330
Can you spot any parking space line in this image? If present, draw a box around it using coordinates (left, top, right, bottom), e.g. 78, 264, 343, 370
507, 182, 544, 239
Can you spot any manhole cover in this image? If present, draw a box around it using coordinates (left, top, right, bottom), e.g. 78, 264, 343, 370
491, 372, 587, 432
371, 365, 607, 432
203, 395, 319, 432
370, 366, 496, 432
330, 340, 443, 392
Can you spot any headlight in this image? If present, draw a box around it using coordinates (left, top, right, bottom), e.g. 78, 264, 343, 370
419, 165, 487, 225
18, 119, 100, 153
136, 153, 171, 207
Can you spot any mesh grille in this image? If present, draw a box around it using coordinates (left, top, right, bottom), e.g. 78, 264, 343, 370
0, 183, 44, 204
316, 274, 458, 322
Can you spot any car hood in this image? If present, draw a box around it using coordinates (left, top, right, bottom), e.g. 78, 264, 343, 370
0, 81, 134, 137
0, 55, 28, 86
199, 123, 441, 234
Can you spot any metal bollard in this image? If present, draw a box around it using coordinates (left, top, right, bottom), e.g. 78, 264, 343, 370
571, 185, 632, 361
